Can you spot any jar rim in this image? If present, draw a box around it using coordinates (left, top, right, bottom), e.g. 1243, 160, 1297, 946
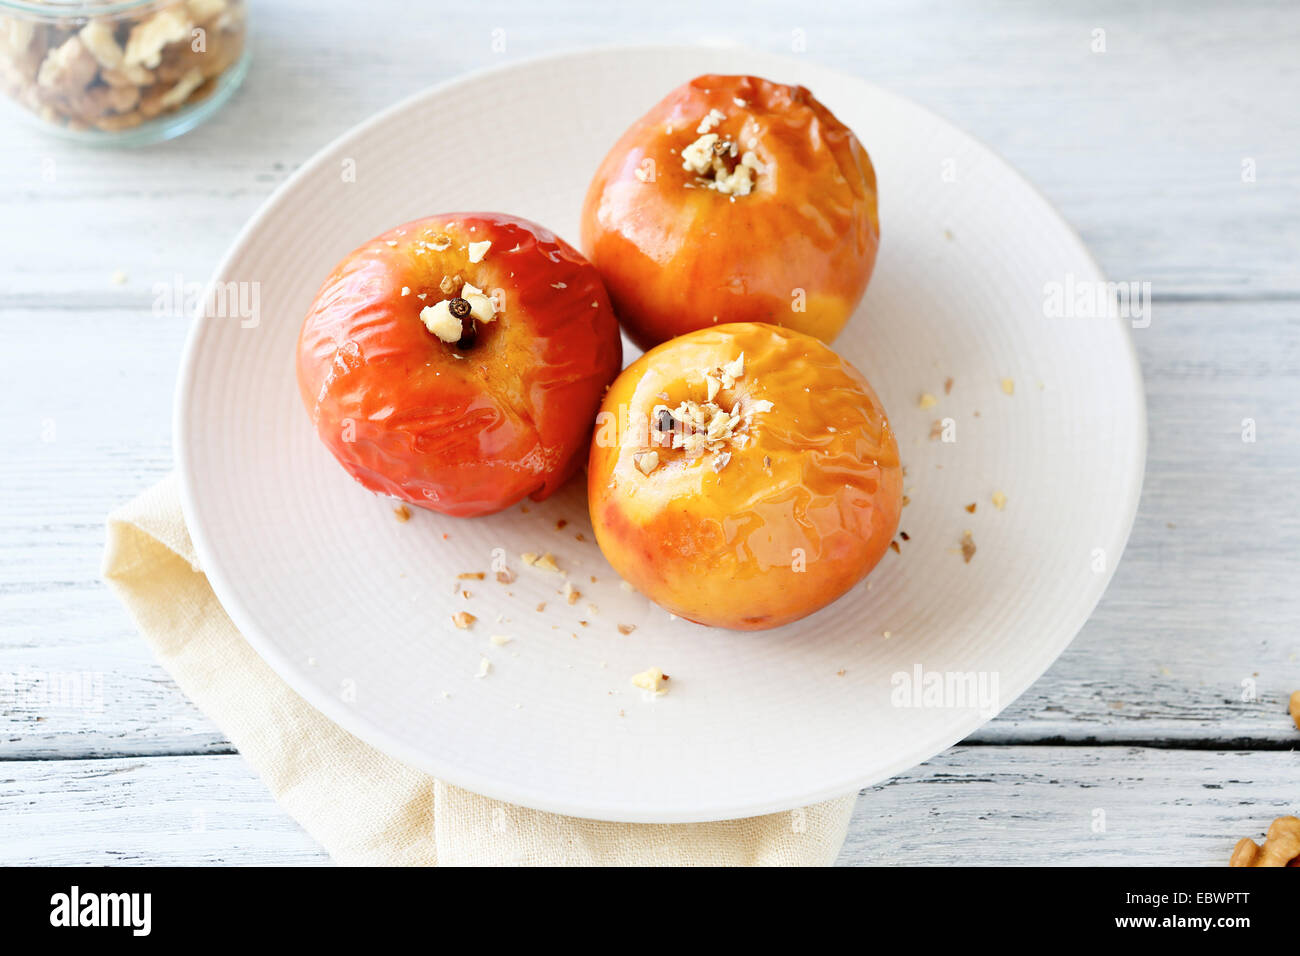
0, 0, 179, 19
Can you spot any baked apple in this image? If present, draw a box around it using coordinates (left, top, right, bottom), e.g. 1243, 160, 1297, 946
580, 74, 880, 352
588, 322, 901, 630
297, 213, 622, 517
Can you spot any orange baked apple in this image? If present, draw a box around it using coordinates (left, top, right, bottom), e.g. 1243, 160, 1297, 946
581, 74, 880, 352
297, 213, 622, 517
588, 322, 901, 630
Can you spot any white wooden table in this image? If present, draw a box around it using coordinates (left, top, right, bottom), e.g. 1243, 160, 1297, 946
1, 0, 1296, 866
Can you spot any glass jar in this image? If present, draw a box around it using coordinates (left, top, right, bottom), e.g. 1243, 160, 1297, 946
0, 0, 248, 145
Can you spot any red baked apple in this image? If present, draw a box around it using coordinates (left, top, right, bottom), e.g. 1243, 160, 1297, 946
297, 213, 622, 517
581, 74, 880, 352
588, 322, 901, 630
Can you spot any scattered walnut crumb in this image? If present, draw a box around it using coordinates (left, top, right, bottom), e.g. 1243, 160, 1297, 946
901, 495, 911, 507
489, 634, 512, 646
393, 505, 411, 522
495, 569, 516, 585
1230, 816, 1300, 867
535, 602, 546, 613
458, 572, 485, 581
889, 541, 900, 554
992, 491, 1007, 510
836, 669, 846, 677
944, 377, 954, 394
563, 581, 581, 606
575, 532, 586, 542
960, 530, 976, 563
918, 392, 938, 410
451, 611, 476, 630
521, 552, 561, 572
1291, 690, 1300, 730
929, 420, 944, 441
965, 502, 976, 514
1000, 377, 1015, 395
630, 667, 669, 695
617, 624, 636, 635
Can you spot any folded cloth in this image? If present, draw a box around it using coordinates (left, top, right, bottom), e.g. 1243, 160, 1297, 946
103, 474, 857, 865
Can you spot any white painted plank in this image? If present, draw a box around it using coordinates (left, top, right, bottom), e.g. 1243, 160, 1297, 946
841, 746, 1300, 867
0, 0, 1296, 302
0, 748, 1293, 866
0, 754, 329, 866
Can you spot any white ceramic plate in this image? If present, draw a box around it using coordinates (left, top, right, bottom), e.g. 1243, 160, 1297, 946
175, 46, 1145, 822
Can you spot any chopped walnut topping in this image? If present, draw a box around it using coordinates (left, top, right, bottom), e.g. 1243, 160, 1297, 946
630, 667, 669, 695
452, 611, 476, 630
636, 353, 768, 476
467, 240, 491, 263
696, 108, 725, 134
681, 120, 764, 198
393, 505, 411, 522
495, 568, 515, 585
960, 530, 976, 563
420, 281, 496, 342
617, 624, 637, 635
634, 450, 659, 475
681, 132, 719, 174
563, 581, 581, 605
420, 300, 461, 343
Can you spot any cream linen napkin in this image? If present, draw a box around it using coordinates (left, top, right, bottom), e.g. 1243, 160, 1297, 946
102, 475, 858, 866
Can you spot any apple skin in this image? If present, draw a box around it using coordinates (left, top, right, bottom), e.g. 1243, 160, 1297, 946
297, 212, 622, 518
588, 322, 901, 631
581, 74, 880, 353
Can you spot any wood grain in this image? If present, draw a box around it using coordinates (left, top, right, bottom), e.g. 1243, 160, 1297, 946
0, 747, 1292, 866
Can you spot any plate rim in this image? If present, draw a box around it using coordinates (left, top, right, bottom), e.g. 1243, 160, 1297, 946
174, 43, 1148, 822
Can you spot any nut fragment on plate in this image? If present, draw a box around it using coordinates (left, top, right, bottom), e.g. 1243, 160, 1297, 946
630, 667, 669, 695
1229, 816, 1300, 866
1290, 690, 1300, 730
0, 0, 247, 134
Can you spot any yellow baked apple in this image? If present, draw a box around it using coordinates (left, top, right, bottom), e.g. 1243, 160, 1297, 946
588, 322, 901, 630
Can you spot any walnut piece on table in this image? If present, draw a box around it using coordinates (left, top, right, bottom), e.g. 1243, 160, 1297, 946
1229, 816, 1300, 867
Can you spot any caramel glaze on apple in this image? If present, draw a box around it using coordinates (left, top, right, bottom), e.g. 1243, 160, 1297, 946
297, 213, 623, 518
581, 74, 880, 352
588, 322, 901, 631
